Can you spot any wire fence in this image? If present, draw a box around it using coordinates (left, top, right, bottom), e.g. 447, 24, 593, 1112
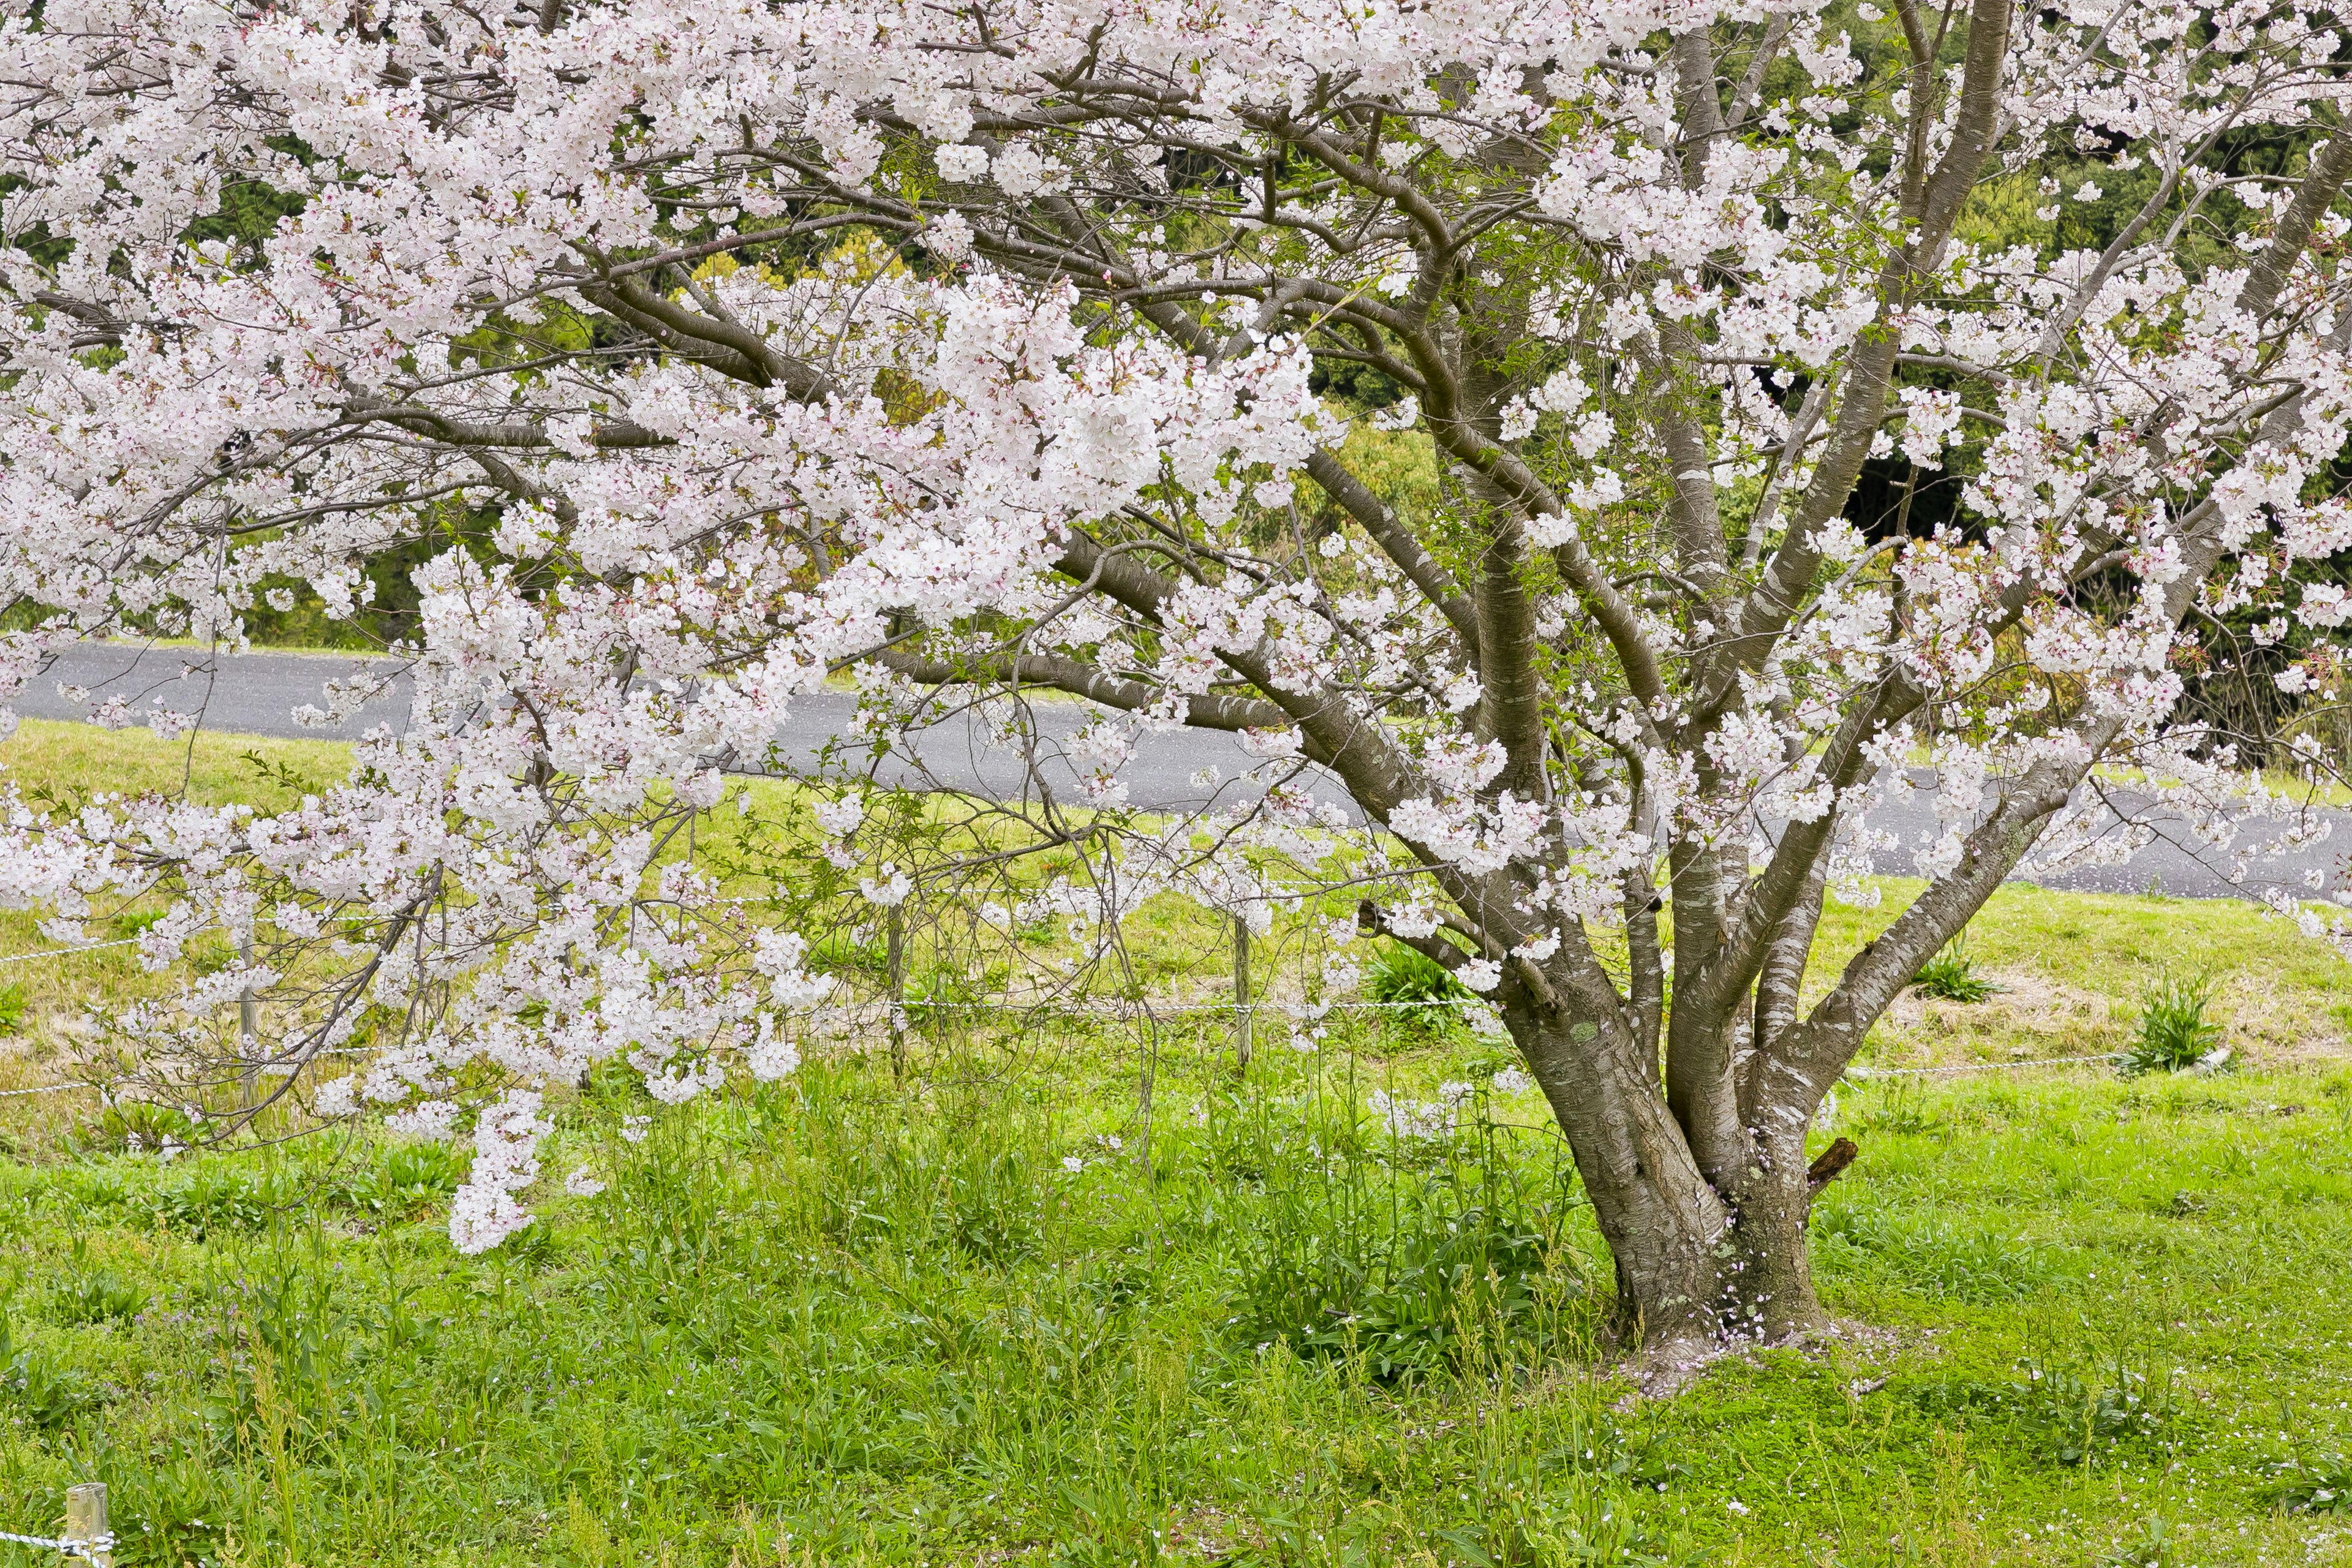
0, 908, 2154, 1120
0, 938, 140, 968
0, 1529, 110, 1564
0, 1483, 112, 1564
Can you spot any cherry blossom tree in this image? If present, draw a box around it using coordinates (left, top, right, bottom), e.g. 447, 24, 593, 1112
7, 0, 2352, 1360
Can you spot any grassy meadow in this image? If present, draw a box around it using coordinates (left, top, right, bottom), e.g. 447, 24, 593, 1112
0, 722, 2344, 1564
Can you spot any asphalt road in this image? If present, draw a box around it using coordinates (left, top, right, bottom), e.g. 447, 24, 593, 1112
15, 643, 2345, 905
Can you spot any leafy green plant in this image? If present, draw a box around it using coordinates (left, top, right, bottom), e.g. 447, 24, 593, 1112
942, 1147, 1044, 1264
143, 1164, 301, 1238
0, 1319, 96, 1431
2260, 1450, 2352, 1513
906, 963, 1004, 1029
1235, 1199, 1572, 1382
1909, 1357, 2179, 1465
1365, 940, 1472, 1035
805, 929, 886, 976
115, 907, 168, 938
1441, 1485, 1698, 1565
114, 1453, 229, 1568
93, 1098, 202, 1156
2124, 971, 2226, 1076
2098, 1515, 2179, 1568
1912, 937, 2000, 1003
333, 1139, 468, 1218
1536, 1409, 1693, 1494
0, 981, 26, 1035
55, 1270, 146, 1326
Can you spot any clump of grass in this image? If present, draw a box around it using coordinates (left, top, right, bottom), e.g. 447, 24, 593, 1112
1912, 935, 2001, 1003
115, 907, 168, 938
2124, 971, 2226, 1076
2099, 1515, 2180, 1567
1235, 1199, 1568, 1382
1365, 940, 1471, 1035
1909, 1357, 2180, 1466
2262, 1451, 2352, 1513
0, 981, 23, 1035
804, 928, 886, 976
905, 962, 998, 1028
54, 1270, 146, 1326
0, 1319, 95, 1432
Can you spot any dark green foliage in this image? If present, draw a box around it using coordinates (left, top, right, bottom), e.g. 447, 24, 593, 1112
92, 1099, 202, 1156
805, 929, 886, 976
331, 1139, 468, 1219
1910, 936, 1999, 1003
142, 1165, 284, 1238
53, 1269, 146, 1326
0, 1319, 96, 1432
179, 176, 306, 265
1366, 940, 1473, 1035
1235, 1200, 1566, 1382
113, 1454, 229, 1568
1307, 354, 1406, 410
2124, 972, 2225, 1076
0, 982, 24, 1035
941, 1147, 1046, 1265
1909, 1359, 2180, 1466
115, 908, 168, 938
1230, 1093, 1581, 1382
2261, 1451, 2352, 1513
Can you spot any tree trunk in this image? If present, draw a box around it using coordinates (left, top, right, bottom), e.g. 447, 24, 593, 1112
1508, 1003, 1830, 1364
1720, 1119, 1830, 1343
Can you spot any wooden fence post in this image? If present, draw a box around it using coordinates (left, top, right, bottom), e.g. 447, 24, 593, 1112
1231, 911, 1251, 1076
65, 1482, 110, 1568
886, 901, 907, 1079
238, 934, 259, 1107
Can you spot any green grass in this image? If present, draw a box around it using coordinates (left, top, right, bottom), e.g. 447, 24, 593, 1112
0, 1039, 2347, 1564
2124, 971, 2228, 1077
1912, 937, 2002, 1005
0, 729, 2348, 1562
1362, 941, 1474, 1036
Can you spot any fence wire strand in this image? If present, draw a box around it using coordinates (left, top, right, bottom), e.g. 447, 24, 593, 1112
0, 1528, 110, 1561
0, 938, 140, 967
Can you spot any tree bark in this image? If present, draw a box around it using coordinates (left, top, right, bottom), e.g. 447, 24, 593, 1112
1506, 1001, 1807, 1363
1719, 1111, 1831, 1343
1503, 975, 1856, 1366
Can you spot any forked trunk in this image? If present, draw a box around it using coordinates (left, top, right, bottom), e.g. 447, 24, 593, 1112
1507, 1005, 1830, 1363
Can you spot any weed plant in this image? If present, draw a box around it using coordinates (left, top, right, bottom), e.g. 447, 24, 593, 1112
2260, 1449, 2352, 1513
1227, 1087, 1580, 1382
1363, 941, 1472, 1036
2124, 971, 2226, 1076
1912, 935, 2001, 1003
1909, 1357, 2184, 1466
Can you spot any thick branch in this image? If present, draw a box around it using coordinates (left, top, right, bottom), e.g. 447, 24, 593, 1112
1735, 0, 2013, 678
875, 647, 1290, 732
1302, 450, 1480, 659
575, 272, 835, 400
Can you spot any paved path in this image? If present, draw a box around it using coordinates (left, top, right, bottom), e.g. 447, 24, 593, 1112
16, 644, 2345, 905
